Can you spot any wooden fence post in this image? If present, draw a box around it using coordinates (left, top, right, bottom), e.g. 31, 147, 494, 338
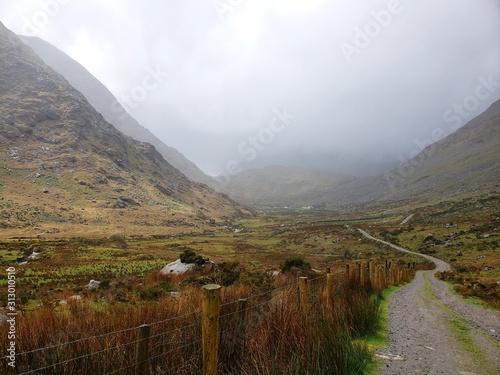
202, 284, 221, 375
235, 299, 247, 357
326, 273, 334, 317
377, 267, 382, 289
358, 263, 363, 285
299, 277, 308, 321
368, 262, 374, 288
135, 324, 151, 375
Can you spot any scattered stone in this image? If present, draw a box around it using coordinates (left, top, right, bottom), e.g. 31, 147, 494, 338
423, 234, 435, 242
86, 280, 101, 289
28, 252, 39, 260
170, 292, 181, 297
456, 250, 463, 256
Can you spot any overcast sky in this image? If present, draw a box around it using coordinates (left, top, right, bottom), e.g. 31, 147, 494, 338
1, 0, 499, 176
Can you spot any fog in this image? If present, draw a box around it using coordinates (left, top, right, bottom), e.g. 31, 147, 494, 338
1, 0, 499, 176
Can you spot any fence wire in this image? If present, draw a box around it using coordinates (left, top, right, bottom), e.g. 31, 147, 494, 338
1, 264, 414, 374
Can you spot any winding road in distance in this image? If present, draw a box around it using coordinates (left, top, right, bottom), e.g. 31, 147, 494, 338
357, 228, 500, 375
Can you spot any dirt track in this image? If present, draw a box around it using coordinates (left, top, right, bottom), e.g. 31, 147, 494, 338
358, 229, 500, 375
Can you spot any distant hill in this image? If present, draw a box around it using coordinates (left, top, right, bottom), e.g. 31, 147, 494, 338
19, 35, 215, 187
227, 100, 500, 208
0, 22, 251, 237
225, 165, 355, 207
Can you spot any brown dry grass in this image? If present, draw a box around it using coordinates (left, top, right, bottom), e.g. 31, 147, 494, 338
0, 268, 414, 374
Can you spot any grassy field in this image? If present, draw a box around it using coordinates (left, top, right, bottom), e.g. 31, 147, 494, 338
0, 215, 426, 311
0, 193, 496, 373
0, 214, 422, 374
363, 193, 500, 308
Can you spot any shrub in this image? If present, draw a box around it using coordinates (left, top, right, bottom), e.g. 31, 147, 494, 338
179, 249, 204, 265
281, 257, 311, 273
214, 262, 240, 286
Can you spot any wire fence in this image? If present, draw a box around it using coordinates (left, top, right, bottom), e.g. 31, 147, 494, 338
1, 261, 415, 374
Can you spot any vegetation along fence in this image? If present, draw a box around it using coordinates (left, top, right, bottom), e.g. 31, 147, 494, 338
1, 261, 416, 375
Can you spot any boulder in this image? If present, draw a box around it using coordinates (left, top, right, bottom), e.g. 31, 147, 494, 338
159, 259, 214, 275
160, 259, 197, 275
423, 234, 435, 242
86, 280, 101, 289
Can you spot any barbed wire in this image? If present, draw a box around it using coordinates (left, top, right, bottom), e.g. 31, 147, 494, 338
17, 336, 138, 375
148, 321, 200, 342
148, 308, 202, 327
3, 269, 394, 374
148, 336, 201, 362
12, 324, 138, 359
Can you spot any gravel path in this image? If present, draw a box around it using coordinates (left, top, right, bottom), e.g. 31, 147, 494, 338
358, 229, 500, 375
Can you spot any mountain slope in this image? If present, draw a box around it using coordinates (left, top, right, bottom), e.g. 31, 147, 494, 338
226, 100, 500, 208
0, 22, 250, 237
19, 35, 215, 187
225, 166, 355, 207
353, 98, 500, 204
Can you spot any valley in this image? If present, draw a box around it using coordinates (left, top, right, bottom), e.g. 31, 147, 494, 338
0, 9, 498, 374
0, 193, 498, 374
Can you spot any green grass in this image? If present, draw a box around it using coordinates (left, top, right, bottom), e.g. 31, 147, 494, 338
421, 273, 490, 372
445, 281, 500, 312
364, 283, 411, 374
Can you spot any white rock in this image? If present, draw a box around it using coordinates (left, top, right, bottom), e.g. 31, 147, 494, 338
159, 259, 197, 275
86, 280, 101, 289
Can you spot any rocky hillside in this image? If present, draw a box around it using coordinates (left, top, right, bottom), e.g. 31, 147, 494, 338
336, 98, 500, 206
0, 22, 251, 238
226, 100, 500, 208
19, 35, 215, 187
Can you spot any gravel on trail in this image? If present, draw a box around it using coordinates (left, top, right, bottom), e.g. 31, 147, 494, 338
358, 229, 500, 375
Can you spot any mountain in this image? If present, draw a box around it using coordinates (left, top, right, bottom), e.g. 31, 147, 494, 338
226, 100, 500, 208
19, 35, 215, 187
0, 22, 250, 237
225, 165, 355, 207
374, 99, 500, 201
